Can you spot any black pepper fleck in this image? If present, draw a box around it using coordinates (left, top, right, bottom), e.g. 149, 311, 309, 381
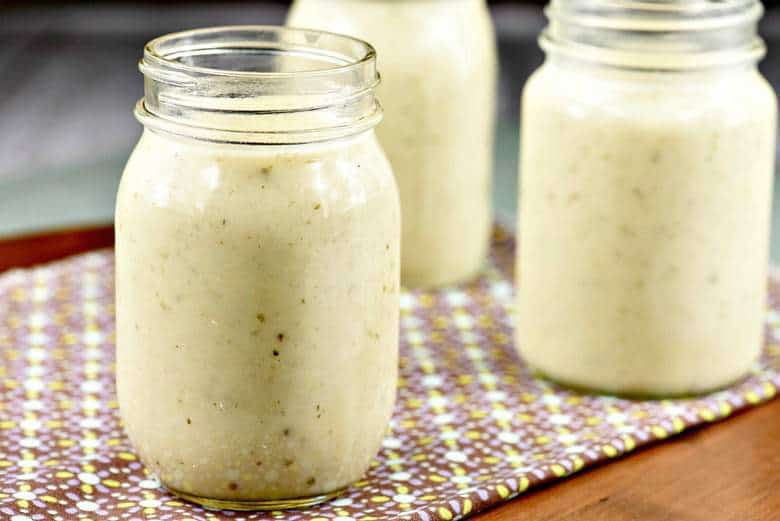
307, 477, 316, 486
284, 459, 294, 467
186, 418, 191, 425
283, 428, 290, 436
277, 333, 285, 342
273, 350, 279, 357
228, 482, 238, 491
619, 224, 636, 237
256, 313, 266, 323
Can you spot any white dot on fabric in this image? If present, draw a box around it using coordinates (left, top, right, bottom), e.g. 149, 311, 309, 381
445, 451, 467, 463
78, 472, 100, 485
77, 500, 99, 512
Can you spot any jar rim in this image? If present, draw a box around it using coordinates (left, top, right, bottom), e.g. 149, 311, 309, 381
137, 26, 383, 145
140, 25, 378, 85
546, 0, 762, 31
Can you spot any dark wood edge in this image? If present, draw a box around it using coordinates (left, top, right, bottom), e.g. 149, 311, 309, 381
0, 224, 115, 273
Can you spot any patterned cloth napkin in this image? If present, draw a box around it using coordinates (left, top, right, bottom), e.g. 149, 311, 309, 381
1, 227, 778, 521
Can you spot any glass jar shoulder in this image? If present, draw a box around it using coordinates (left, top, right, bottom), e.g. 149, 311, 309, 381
117, 130, 398, 224
523, 61, 777, 129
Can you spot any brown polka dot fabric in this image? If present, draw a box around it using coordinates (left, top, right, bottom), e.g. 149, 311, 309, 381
1, 228, 778, 520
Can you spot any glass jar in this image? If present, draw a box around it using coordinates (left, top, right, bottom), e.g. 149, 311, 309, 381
115, 27, 400, 510
518, 0, 777, 396
288, 0, 497, 288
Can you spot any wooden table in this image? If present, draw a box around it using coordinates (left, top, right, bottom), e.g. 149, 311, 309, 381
2, 225, 778, 521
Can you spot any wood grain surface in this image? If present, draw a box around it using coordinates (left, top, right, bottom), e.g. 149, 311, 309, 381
1, 226, 777, 521
478, 400, 780, 520
0, 225, 114, 272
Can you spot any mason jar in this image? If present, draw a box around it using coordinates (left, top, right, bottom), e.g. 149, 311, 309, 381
288, 0, 497, 288
517, 0, 777, 396
115, 26, 400, 510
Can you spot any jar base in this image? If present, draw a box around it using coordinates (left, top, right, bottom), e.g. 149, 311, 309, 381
402, 262, 485, 290
167, 486, 346, 511
529, 367, 751, 400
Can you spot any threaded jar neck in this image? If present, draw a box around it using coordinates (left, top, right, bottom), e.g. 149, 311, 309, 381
542, 0, 766, 71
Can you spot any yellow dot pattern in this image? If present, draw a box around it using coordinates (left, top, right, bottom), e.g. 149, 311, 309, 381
0, 229, 778, 520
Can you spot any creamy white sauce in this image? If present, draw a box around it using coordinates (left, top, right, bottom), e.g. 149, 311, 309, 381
116, 128, 400, 501
288, 0, 497, 287
518, 62, 777, 395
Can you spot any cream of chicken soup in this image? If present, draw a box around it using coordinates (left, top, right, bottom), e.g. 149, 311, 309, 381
115, 27, 400, 509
